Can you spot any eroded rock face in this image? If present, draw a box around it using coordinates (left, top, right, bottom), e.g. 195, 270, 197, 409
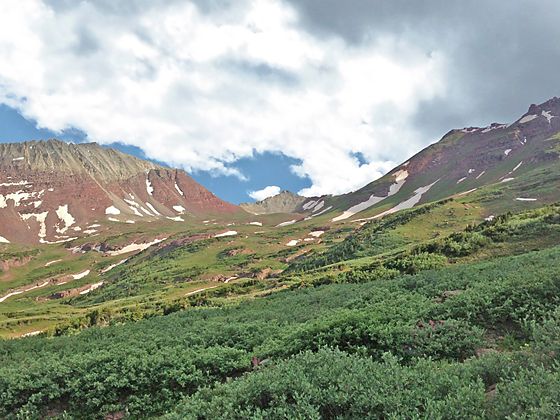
0, 140, 239, 244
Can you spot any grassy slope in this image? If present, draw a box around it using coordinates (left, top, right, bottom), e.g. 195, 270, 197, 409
1, 240, 560, 417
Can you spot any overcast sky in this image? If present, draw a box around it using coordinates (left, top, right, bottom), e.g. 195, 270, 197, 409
0, 0, 559, 201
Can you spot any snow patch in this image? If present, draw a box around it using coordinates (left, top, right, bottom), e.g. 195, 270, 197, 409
55, 205, 76, 234
101, 258, 128, 273
371, 180, 440, 220
504, 149, 512, 156
174, 182, 184, 196
79, 281, 104, 295
214, 230, 237, 238
12, 156, 24, 161
72, 270, 90, 280
105, 206, 121, 215
106, 238, 165, 256
0, 235, 9, 244
20, 211, 48, 238
145, 202, 161, 216
309, 231, 324, 237
302, 200, 317, 210
286, 239, 300, 247
45, 259, 62, 267
515, 197, 537, 202
275, 219, 297, 227
501, 178, 515, 183
312, 200, 325, 212
542, 110, 555, 123
166, 216, 184, 222
146, 178, 154, 196
332, 170, 408, 222
518, 114, 538, 124
248, 221, 263, 226
457, 177, 466, 184
173, 205, 186, 213
476, 171, 486, 180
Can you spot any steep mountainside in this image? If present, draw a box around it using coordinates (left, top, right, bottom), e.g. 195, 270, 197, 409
324, 97, 560, 222
0, 140, 239, 244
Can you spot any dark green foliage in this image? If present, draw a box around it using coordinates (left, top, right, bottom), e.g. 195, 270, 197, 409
2, 245, 560, 417
166, 349, 560, 420
288, 199, 451, 271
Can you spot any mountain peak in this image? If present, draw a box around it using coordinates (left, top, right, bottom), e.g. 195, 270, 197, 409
0, 140, 238, 243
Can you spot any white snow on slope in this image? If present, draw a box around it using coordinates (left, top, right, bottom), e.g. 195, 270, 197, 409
12, 157, 24, 161
0, 180, 30, 187
173, 205, 186, 213
457, 177, 466, 184
370, 180, 440, 220
476, 171, 486, 179
286, 239, 300, 247
101, 258, 128, 273
146, 178, 154, 196
105, 206, 121, 215
276, 219, 297, 227
124, 199, 144, 217
145, 202, 161, 216
0, 235, 9, 244
106, 238, 165, 256
542, 110, 555, 123
313, 200, 325, 212
80, 282, 104, 295
302, 200, 317, 210
518, 114, 538, 124
332, 169, 409, 222
481, 124, 507, 133
304, 206, 333, 220
167, 216, 184, 222
45, 259, 62, 267
249, 221, 263, 226
174, 182, 184, 196
55, 205, 76, 234
20, 211, 48, 239
309, 231, 324, 237
501, 178, 515, 183
72, 270, 90, 280
0, 281, 50, 303
214, 230, 238, 238
515, 197, 537, 202
504, 149, 512, 156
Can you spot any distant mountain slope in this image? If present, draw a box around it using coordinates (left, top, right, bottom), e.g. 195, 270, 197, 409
326, 97, 560, 221
240, 191, 314, 214
0, 140, 239, 244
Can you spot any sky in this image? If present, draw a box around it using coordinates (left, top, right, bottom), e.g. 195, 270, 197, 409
0, 1, 559, 204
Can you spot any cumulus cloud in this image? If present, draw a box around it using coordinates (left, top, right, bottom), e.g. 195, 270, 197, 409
248, 185, 281, 201
0, 0, 445, 196
1, 1, 557, 197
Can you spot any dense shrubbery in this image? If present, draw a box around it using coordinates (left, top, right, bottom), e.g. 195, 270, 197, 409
288, 199, 452, 272
166, 349, 560, 420
1, 244, 560, 418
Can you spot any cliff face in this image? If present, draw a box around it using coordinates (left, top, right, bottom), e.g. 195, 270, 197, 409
0, 140, 239, 244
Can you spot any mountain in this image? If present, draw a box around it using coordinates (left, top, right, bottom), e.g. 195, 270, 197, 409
0, 140, 239, 244
322, 97, 560, 222
240, 190, 314, 214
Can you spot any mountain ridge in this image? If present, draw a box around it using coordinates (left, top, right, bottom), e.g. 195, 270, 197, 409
0, 139, 240, 244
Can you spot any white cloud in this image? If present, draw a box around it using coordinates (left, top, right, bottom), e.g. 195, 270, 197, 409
0, 0, 446, 196
248, 185, 281, 201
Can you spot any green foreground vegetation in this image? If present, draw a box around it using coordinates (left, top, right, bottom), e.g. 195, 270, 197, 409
2, 231, 560, 417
